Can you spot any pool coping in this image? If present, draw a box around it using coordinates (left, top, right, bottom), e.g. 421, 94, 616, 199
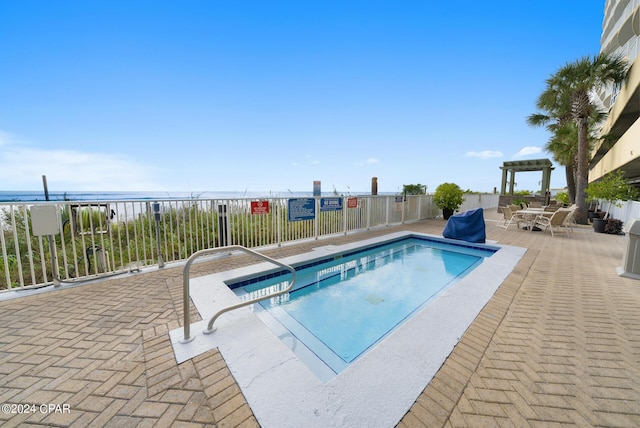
169, 231, 526, 428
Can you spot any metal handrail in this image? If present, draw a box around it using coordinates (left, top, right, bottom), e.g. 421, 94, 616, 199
180, 245, 296, 343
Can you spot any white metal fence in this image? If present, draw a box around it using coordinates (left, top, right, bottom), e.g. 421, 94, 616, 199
599, 199, 640, 226
0, 193, 499, 292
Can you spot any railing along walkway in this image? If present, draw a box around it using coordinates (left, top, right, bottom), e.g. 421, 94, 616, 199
1, 193, 499, 292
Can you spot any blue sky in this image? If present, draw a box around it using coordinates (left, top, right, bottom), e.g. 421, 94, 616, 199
0, 1, 605, 195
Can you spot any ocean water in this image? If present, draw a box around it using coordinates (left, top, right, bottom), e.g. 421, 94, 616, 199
0, 190, 376, 202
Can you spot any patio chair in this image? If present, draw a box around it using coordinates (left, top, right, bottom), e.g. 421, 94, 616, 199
497, 206, 527, 230
534, 204, 561, 221
496, 207, 510, 228
533, 209, 572, 237
528, 201, 542, 208
564, 204, 578, 225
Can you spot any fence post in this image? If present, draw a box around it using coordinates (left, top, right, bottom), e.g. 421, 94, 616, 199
218, 204, 228, 246
314, 198, 319, 240
343, 196, 348, 235
153, 202, 164, 268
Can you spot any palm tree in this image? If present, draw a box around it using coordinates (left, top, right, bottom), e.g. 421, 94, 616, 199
528, 78, 577, 202
533, 53, 628, 224
546, 123, 578, 203
527, 108, 575, 202
528, 113, 605, 205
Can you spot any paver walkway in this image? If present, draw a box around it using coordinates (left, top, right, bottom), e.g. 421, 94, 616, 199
1, 210, 639, 427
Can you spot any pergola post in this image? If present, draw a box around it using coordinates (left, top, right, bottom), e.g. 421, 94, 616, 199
508, 170, 516, 195
500, 168, 508, 195
541, 166, 552, 195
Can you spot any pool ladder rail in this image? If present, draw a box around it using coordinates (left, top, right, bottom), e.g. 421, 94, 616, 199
180, 245, 296, 343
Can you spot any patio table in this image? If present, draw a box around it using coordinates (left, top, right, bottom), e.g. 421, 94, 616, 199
516, 208, 547, 231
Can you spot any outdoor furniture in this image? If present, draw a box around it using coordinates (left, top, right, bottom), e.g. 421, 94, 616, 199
526, 205, 560, 224
564, 204, 578, 225
528, 201, 542, 208
516, 208, 547, 231
496, 206, 511, 229
532, 209, 572, 237
497, 206, 527, 230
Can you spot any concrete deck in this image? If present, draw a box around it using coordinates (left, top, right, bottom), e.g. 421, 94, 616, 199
1, 210, 639, 427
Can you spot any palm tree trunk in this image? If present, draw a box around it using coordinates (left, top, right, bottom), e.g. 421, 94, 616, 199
575, 115, 590, 224
565, 158, 576, 204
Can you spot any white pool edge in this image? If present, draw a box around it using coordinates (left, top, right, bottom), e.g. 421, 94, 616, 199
169, 231, 525, 428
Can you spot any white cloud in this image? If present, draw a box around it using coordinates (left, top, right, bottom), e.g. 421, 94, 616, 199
465, 150, 503, 159
514, 146, 542, 157
0, 144, 162, 191
298, 154, 320, 166
354, 158, 380, 167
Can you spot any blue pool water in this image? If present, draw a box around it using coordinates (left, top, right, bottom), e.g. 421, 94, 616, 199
233, 237, 496, 378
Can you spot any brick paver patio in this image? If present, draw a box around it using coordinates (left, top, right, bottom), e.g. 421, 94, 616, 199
1, 210, 639, 427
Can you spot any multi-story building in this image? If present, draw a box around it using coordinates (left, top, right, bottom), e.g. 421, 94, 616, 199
591, 0, 640, 185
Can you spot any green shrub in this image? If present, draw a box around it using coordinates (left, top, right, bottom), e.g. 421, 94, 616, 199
586, 170, 639, 218
433, 183, 464, 211
555, 191, 570, 205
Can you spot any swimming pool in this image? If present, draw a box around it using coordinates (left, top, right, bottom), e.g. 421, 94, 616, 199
232, 237, 496, 379
170, 231, 525, 428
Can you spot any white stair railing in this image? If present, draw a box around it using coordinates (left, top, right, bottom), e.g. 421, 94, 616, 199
180, 245, 296, 343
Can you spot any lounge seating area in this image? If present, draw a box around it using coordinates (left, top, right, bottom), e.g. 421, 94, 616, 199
498, 204, 575, 237
532, 208, 573, 237
496, 206, 527, 230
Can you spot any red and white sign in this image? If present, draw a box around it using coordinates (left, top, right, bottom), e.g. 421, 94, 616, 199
251, 200, 269, 215
347, 197, 358, 208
